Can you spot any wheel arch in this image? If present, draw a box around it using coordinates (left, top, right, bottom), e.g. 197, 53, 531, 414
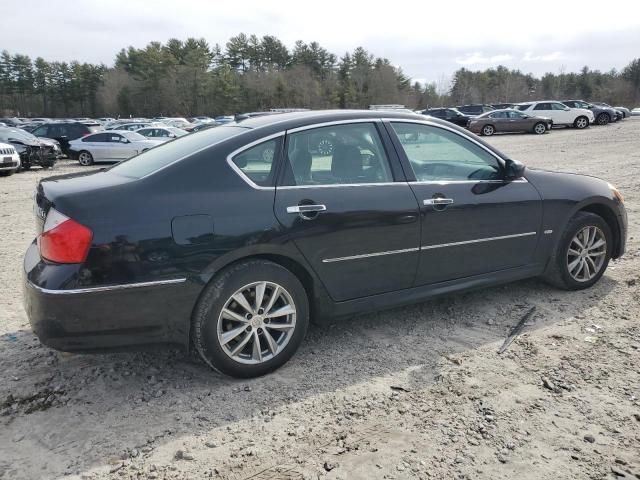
577, 203, 623, 258
188, 248, 329, 350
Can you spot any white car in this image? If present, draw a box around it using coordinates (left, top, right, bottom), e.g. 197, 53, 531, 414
514, 101, 595, 129
0, 142, 20, 176
136, 126, 188, 139
68, 130, 166, 166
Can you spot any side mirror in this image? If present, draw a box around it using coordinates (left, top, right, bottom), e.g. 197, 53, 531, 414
504, 159, 525, 180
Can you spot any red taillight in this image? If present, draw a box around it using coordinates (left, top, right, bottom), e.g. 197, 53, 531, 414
38, 208, 93, 264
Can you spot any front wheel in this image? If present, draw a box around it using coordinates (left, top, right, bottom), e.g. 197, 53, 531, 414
543, 212, 612, 290
596, 113, 610, 125
574, 116, 589, 129
533, 122, 547, 135
482, 125, 495, 136
78, 151, 94, 166
192, 260, 309, 378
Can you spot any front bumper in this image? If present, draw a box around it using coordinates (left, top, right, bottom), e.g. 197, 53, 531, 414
0, 155, 20, 170
23, 241, 199, 351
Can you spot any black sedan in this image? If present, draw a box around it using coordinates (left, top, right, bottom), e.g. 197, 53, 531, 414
24, 110, 627, 378
421, 108, 472, 128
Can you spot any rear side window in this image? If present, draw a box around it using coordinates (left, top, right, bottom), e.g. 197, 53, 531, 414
282, 123, 393, 186
391, 122, 502, 182
109, 125, 246, 178
231, 138, 279, 187
534, 103, 551, 110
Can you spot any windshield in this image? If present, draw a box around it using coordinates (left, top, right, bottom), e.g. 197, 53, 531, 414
0, 128, 37, 142
109, 125, 246, 178
168, 127, 188, 136
516, 104, 531, 111
122, 131, 146, 141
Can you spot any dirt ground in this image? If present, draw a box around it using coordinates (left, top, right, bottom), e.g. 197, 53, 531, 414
1, 120, 639, 480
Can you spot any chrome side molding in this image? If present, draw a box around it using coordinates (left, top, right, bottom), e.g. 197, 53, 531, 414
28, 278, 187, 295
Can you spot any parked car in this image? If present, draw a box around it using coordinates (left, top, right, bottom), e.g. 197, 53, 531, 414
0, 117, 24, 127
455, 104, 495, 116
562, 100, 618, 125
491, 103, 515, 110
632, 108, 640, 116
0, 142, 20, 176
468, 109, 552, 136
24, 110, 627, 378
106, 122, 153, 131
421, 108, 472, 128
137, 127, 188, 139
514, 101, 594, 129
68, 130, 165, 165
611, 106, 631, 118
30, 122, 102, 155
591, 102, 629, 119
0, 127, 57, 169
164, 119, 197, 131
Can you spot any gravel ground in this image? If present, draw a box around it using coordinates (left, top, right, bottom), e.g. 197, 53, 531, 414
1, 120, 639, 480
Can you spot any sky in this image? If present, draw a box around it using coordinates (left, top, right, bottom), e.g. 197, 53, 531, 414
2, 0, 639, 84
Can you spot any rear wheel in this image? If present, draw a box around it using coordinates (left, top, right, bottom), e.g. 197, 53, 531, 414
482, 125, 495, 136
544, 212, 612, 290
574, 116, 589, 129
78, 151, 94, 166
192, 259, 309, 378
596, 113, 610, 125
533, 122, 547, 135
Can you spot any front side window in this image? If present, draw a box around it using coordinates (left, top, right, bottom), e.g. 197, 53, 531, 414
534, 103, 550, 111
391, 122, 502, 182
282, 123, 393, 186
231, 138, 279, 187
552, 103, 568, 110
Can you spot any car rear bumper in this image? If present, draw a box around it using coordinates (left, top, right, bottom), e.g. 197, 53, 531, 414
23, 241, 199, 352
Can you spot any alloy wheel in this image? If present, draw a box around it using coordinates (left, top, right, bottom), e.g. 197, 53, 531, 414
482, 125, 494, 136
567, 226, 607, 282
534, 123, 546, 134
576, 118, 588, 129
217, 281, 296, 364
78, 152, 92, 166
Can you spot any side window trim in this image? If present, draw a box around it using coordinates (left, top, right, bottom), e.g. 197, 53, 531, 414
277, 120, 402, 189
383, 119, 508, 184
226, 132, 284, 190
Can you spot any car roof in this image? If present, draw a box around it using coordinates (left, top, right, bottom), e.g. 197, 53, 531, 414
234, 109, 436, 132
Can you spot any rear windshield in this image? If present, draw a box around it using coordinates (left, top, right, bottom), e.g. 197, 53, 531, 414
109, 125, 246, 178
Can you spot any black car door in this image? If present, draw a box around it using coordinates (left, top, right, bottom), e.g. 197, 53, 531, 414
386, 120, 543, 286
272, 121, 421, 301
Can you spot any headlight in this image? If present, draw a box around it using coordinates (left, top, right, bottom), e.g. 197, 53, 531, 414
608, 183, 624, 203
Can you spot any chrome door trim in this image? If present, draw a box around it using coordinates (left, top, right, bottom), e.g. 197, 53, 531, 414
322, 247, 420, 263
286, 118, 382, 134
226, 132, 285, 190
421, 232, 537, 250
409, 178, 528, 185
277, 182, 405, 190
27, 278, 187, 295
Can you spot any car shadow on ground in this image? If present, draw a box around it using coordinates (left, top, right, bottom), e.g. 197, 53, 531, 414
0, 276, 618, 478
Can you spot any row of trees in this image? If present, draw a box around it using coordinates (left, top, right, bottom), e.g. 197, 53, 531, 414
1, 34, 639, 117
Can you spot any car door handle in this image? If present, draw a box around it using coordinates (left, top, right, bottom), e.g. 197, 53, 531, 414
286, 204, 327, 214
423, 198, 454, 206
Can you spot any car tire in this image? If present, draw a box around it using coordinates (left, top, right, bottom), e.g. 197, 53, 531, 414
78, 151, 94, 166
543, 212, 612, 291
533, 122, 547, 135
481, 125, 495, 136
596, 113, 610, 125
192, 259, 310, 378
574, 116, 589, 129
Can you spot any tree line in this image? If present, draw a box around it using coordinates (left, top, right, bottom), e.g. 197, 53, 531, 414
0, 34, 639, 118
